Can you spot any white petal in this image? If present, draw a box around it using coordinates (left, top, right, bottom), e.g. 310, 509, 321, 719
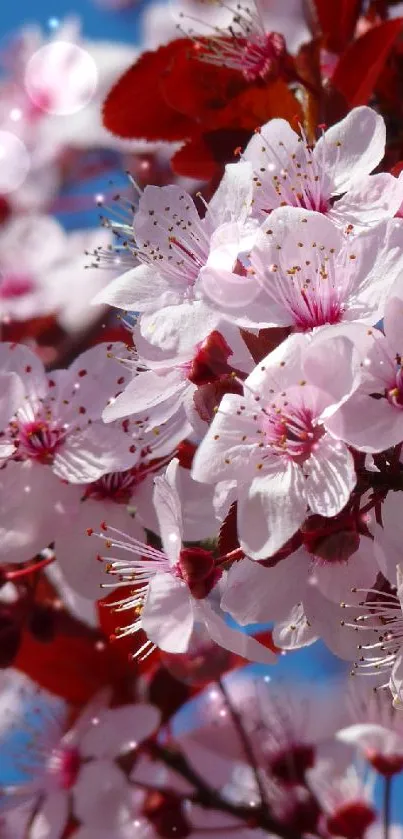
73, 760, 130, 829
142, 575, 194, 653
304, 437, 356, 517
93, 264, 175, 312
205, 161, 254, 228
31, 792, 68, 839
197, 600, 276, 663
81, 704, 160, 759
221, 553, 308, 624
315, 107, 386, 193
331, 172, 403, 229
238, 463, 307, 559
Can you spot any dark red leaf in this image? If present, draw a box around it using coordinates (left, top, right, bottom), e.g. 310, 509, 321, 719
161, 43, 246, 127
332, 18, 403, 106
313, 0, 362, 52
171, 129, 253, 180
103, 41, 194, 141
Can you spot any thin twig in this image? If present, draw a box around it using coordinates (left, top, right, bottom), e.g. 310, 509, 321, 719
147, 740, 303, 839
217, 677, 271, 815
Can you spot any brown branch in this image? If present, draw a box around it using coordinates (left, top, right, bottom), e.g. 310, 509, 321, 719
147, 741, 304, 839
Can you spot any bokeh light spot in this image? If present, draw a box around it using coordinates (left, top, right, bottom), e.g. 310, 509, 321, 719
24, 41, 98, 116
0, 131, 30, 194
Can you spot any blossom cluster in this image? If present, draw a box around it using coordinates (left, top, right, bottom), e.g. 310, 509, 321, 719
3, 0, 403, 835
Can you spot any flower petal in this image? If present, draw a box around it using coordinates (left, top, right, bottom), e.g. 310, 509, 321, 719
238, 463, 307, 559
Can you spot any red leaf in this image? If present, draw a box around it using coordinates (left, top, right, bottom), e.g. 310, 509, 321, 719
161, 44, 246, 127
103, 41, 194, 141
313, 0, 362, 52
15, 628, 132, 706
171, 129, 251, 180
332, 18, 403, 106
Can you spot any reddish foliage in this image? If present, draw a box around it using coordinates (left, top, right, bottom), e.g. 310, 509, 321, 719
313, 0, 362, 52
332, 18, 403, 106
103, 41, 194, 141
103, 39, 302, 180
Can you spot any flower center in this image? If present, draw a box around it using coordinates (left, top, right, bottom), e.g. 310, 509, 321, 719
269, 744, 315, 784
326, 802, 376, 839
0, 273, 35, 300
47, 746, 81, 791
387, 359, 403, 407
175, 547, 222, 600
183, 330, 234, 386
261, 398, 323, 462
13, 419, 63, 463
83, 467, 143, 503
237, 31, 286, 82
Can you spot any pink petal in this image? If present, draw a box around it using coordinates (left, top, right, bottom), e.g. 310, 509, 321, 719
93, 264, 176, 312
304, 437, 356, 517
205, 161, 254, 228
55, 500, 144, 600
0, 463, 76, 565
73, 760, 130, 829
0, 372, 24, 432
140, 301, 220, 356
238, 463, 307, 559
272, 603, 319, 650
102, 369, 186, 425
53, 422, 139, 484
316, 107, 385, 194
191, 393, 261, 485
331, 173, 403, 229
153, 459, 183, 562
142, 575, 194, 653
197, 600, 276, 663
80, 704, 160, 759
31, 791, 68, 839
221, 552, 308, 624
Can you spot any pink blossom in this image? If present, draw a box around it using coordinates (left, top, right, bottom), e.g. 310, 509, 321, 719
337, 683, 403, 776
2, 678, 160, 839
0, 341, 138, 483
327, 275, 403, 451
0, 216, 118, 330
94, 163, 254, 354
192, 332, 357, 558
94, 458, 275, 663
242, 107, 402, 229
103, 321, 253, 440
201, 209, 403, 331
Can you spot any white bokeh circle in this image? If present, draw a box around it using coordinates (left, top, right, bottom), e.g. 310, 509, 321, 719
24, 41, 98, 116
0, 131, 30, 194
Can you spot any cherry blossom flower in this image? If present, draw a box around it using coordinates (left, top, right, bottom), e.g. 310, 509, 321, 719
307, 762, 377, 839
241, 107, 403, 229
0, 460, 77, 565
327, 275, 403, 451
0, 215, 119, 331
221, 529, 379, 633
192, 332, 358, 558
94, 458, 275, 662
103, 321, 253, 438
337, 682, 403, 776
0, 341, 138, 483
201, 209, 403, 331
93, 162, 254, 354
1, 677, 160, 839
